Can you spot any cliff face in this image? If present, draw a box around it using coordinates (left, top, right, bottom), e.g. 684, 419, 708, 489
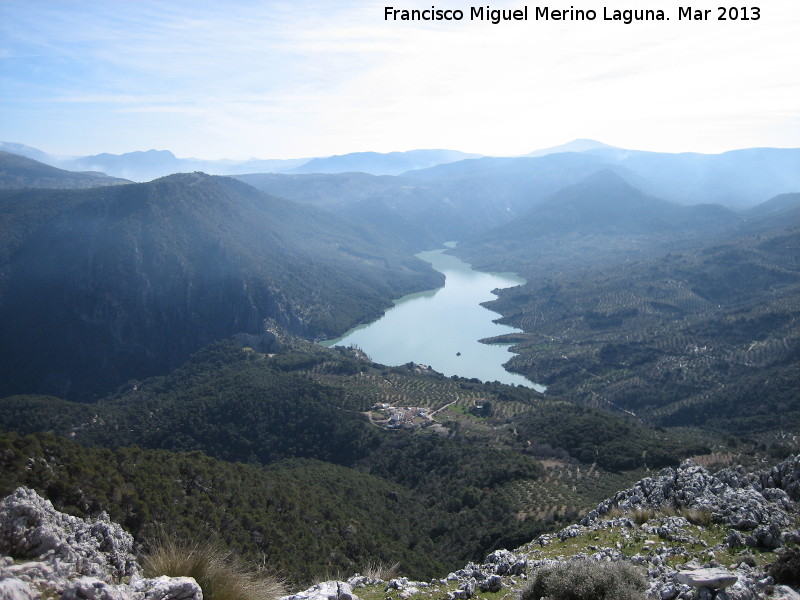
1, 457, 799, 600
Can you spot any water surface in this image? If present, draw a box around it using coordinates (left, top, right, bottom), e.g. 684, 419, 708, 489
322, 248, 542, 389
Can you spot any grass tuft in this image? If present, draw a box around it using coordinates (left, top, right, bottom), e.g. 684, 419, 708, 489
141, 537, 285, 600
679, 507, 713, 527
361, 560, 401, 581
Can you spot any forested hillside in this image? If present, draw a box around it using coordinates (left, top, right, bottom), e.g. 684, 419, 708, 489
0, 172, 441, 399
0, 338, 712, 584
456, 184, 800, 437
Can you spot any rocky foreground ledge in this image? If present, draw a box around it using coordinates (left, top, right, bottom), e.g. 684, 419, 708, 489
1, 457, 799, 600
0, 486, 201, 599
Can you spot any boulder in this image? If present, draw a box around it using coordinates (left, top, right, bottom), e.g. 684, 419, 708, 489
283, 580, 359, 600
675, 568, 738, 589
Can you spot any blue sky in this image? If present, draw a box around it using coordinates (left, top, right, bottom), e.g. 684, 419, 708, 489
1, 0, 799, 159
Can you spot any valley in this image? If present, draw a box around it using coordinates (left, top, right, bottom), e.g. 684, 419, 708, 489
0, 142, 799, 594
321, 247, 536, 388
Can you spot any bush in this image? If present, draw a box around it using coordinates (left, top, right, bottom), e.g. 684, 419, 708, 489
521, 559, 647, 600
767, 546, 800, 586
141, 537, 285, 600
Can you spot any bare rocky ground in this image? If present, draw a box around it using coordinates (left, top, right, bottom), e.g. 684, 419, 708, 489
1, 457, 799, 600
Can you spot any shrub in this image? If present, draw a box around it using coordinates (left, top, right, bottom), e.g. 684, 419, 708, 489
521, 559, 647, 600
141, 537, 285, 600
766, 546, 800, 586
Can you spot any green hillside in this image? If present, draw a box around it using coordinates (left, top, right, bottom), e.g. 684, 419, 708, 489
0, 337, 710, 583
455, 186, 800, 436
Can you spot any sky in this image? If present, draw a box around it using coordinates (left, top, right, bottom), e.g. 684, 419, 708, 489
1, 0, 799, 160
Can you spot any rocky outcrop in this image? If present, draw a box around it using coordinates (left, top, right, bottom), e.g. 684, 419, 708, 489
528, 456, 800, 600
582, 455, 800, 550
0, 487, 202, 600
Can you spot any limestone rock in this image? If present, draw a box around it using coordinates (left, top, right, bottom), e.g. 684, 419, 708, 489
675, 567, 738, 589
0, 487, 137, 582
580, 455, 800, 552
61, 577, 131, 600
283, 580, 359, 600
131, 576, 203, 600
0, 487, 202, 600
478, 575, 503, 593
0, 578, 37, 600
772, 585, 800, 600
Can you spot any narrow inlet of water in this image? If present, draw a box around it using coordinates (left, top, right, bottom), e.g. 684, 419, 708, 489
321, 246, 543, 390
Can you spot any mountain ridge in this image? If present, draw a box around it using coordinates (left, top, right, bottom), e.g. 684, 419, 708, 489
0, 150, 131, 189
0, 172, 442, 399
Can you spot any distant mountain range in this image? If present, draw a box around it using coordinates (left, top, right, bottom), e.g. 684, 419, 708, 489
1, 138, 798, 401
287, 149, 482, 175
0, 142, 479, 182
4, 140, 797, 210
525, 138, 617, 156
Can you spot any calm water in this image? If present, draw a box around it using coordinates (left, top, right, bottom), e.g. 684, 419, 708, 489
321, 247, 543, 389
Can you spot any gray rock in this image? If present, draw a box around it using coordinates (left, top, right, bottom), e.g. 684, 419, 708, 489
675, 568, 738, 589
0, 578, 37, 600
481, 549, 527, 576
138, 576, 203, 600
0, 488, 203, 600
715, 578, 759, 600
283, 580, 359, 600
658, 583, 679, 599
61, 577, 130, 600
579, 456, 800, 555
453, 578, 476, 599
0, 487, 137, 582
483, 575, 504, 593
772, 585, 800, 600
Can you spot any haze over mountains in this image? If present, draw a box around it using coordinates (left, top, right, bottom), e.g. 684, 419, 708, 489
0, 142, 480, 183
0, 170, 443, 399
4, 139, 799, 210
0, 151, 130, 189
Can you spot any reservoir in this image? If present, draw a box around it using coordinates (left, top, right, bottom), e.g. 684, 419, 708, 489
321, 247, 543, 390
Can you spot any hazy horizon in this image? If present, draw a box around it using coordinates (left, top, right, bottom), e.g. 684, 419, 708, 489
2, 0, 799, 160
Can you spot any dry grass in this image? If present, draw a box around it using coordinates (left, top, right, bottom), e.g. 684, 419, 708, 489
679, 507, 713, 527
141, 537, 285, 600
604, 504, 712, 527
361, 560, 401, 581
